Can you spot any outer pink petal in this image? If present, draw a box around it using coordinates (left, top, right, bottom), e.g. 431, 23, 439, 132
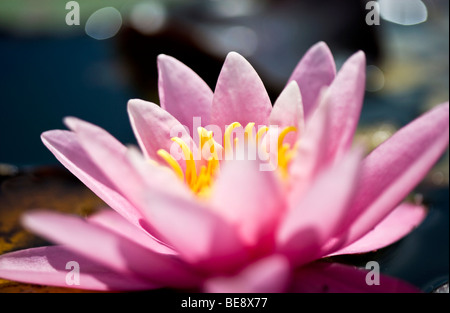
127, 99, 196, 167
340, 103, 449, 248
211, 52, 272, 133
0, 246, 157, 291
139, 191, 248, 273
327, 203, 426, 256
88, 209, 176, 255
41, 130, 144, 229
64, 117, 191, 217
158, 54, 214, 134
290, 262, 421, 293
210, 158, 285, 248
320, 50, 366, 161
287, 41, 336, 119
64, 117, 150, 207
204, 255, 291, 293
21, 211, 200, 288
277, 149, 362, 266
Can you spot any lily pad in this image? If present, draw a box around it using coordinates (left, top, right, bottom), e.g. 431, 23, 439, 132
0, 165, 105, 292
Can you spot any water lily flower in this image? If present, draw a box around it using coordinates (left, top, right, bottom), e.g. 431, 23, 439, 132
0, 42, 448, 293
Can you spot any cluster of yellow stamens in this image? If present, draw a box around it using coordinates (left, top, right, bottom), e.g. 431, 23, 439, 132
156, 122, 298, 197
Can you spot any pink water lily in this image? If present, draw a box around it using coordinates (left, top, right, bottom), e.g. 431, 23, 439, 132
0, 42, 448, 292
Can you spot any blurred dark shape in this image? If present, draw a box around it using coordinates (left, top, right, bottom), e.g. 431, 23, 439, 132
118, 0, 381, 102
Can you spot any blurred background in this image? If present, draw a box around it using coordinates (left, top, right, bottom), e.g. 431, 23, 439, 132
0, 0, 448, 292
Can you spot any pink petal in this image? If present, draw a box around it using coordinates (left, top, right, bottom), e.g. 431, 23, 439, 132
127, 99, 196, 167
0, 246, 157, 291
327, 203, 426, 256
210, 158, 285, 248
269, 81, 305, 145
88, 209, 176, 255
211, 52, 272, 133
158, 54, 214, 134
290, 262, 421, 293
277, 149, 362, 266
64, 117, 150, 208
341, 102, 449, 248
139, 191, 248, 273
125, 146, 192, 200
287, 41, 336, 119
22, 211, 200, 288
41, 130, 144, 229
204, 255, 291, 293
288, 99, 331, 203
320, 50, 366, 161
65, 117, 192, 222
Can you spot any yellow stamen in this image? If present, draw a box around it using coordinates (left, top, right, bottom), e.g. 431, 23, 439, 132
277, 126, 298, 150
244, 122, 255, 144
276, 126, 298, 179
256, 126, 269, 145
198, 127, 211, 151
192, 165, 208, 193
156, 149, 184, 181
198, 127, 217, 157
171, 137, 197, 186
224, 122, 242, 155
155, 123, 299, 197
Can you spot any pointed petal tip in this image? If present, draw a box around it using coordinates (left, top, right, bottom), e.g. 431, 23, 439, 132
40, 130, 55, 142
157, 54, 179, 69
285, 79, 300, 90
20, 210, 60, 234
311, 41, 331, 51
126, 98, 140, 110
63, 117, 110, 139
437, 101, 449, 113
349, 50, 367, 65
287, 41, 336, 119
156, 53, 170, 61
434, 102, 449, 126
127, 98, 158, 113
224, 51, 248, 64
63, 116, 85, 132
212, 49, 271, 127
226, 51, 241, 58
127, 98, 144, 106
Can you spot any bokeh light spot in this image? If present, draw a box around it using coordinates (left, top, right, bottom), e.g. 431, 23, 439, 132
85, 7, 122, 40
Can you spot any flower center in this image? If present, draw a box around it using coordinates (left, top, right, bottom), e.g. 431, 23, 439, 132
156, 122, 297, 197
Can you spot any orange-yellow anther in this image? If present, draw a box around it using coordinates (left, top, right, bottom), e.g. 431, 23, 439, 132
156, 123, 299, 197
256, 126, 269, 145
156, 149, 184, 181
244, 122, 255, 144
224, 122, 242, 155
277, 126, 298, 179
171, 137, 197, 187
